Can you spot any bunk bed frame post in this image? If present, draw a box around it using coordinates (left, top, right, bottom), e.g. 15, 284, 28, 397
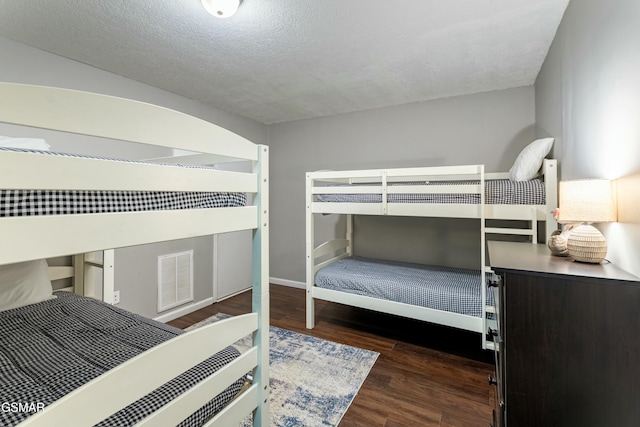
543, 159, 559, 242
305, 173, 316, 329
102, 249, 115, 304
252, 145, 270, 426
72, 250, 115, 303
479, 165, 491, 350
73, 254, 85, 295
346, 214, 353, 256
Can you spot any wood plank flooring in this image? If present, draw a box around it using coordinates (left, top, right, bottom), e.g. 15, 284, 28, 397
168, 284, 495, 427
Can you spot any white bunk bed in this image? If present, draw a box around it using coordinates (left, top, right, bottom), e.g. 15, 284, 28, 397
0, 83, 269, 426
306, 159, 557, 349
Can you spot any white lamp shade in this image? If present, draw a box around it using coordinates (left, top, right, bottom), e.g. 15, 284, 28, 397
202, 0, 241, 18
557, 179, 617, 224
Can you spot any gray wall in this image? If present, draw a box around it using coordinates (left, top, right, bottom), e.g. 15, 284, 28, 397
535, 0, 640, 277
0, 36, 268, 318
268, 86, 537, 283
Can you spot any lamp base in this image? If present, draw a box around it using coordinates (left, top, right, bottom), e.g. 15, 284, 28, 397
567, 224, 608, 263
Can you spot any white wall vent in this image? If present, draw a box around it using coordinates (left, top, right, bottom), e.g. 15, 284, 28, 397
158, 250, 194, 312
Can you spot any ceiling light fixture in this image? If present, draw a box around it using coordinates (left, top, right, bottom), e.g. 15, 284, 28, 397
201, 0, 242, 18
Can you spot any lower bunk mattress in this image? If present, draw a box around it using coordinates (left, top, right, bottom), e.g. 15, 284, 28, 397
0, 292, 245, 426
315, 256, 494, 318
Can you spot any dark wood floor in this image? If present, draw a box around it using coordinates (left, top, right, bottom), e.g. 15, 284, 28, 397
168, 284, 495, 427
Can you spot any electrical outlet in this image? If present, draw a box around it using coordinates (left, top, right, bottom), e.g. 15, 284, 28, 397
113, 290, 120, 305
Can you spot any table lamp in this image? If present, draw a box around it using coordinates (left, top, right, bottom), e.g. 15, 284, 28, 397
557, 179, 617, 263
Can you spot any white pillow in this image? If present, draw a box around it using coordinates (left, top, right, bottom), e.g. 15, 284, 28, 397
0, 259, 56, 312
0, 135, 51, 151
509, 137, 554, 181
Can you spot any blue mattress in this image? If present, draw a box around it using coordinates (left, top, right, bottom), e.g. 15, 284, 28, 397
315, 256, 494, 318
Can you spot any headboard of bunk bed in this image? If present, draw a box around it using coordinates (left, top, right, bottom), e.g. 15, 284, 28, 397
0, 82, 269, 426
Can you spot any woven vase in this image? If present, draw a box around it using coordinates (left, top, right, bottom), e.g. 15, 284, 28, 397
567, 224, 607, 263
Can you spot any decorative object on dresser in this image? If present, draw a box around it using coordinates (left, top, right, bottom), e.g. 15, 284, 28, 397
556, 178, 617, 263
546, 224, 574, 256
487, 241, 640, 427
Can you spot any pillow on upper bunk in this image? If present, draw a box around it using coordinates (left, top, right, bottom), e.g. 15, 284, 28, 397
509, 137, 554, 181
0, 135, 51, 151
0, 259, 55, 312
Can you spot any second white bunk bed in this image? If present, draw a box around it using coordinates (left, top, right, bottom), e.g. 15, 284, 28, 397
306, 159, 557, 349
0, 83, 269, 426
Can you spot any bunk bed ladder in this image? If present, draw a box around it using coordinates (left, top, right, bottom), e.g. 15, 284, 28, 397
479, 166, 492, 351
482, 208, 537, 350
484, 207, 539, 243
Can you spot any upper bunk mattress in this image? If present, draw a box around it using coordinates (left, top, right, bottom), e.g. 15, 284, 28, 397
315, 179, 545, 205
315, 256, 494, 318
0, 292, 245, 426
0, 148, 246, 217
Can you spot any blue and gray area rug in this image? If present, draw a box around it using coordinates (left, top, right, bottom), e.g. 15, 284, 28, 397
187, 313, 379, 426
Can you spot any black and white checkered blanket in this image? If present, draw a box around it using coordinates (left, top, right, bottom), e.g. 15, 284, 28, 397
0, 148, 246, 217
0, 292, 245, 426
315, 256, 494, 317
315, 179, 545, 205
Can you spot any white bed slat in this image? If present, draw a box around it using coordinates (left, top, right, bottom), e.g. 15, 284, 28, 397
387, 184, 482, 194
485, 227, 535, 236
19, 314, 258, 427
204, 384, 259, 427
485, 172, 510, 180
312, 286, 483, 333
0, 206, 257, 265
309, 165, 483, 184
311, 202, 384, 215
0, 150, 257, 192
314, 239, 349, 259
309, 169, 384, 180
385, 203, 483, 218
311, 202, 548, 220
0, 83, 257, 161
312, 186, 383, 195
484, 204, 546, 220
47, 266, 74, 281
134, 348, 258, 426
384, 164, 483, 177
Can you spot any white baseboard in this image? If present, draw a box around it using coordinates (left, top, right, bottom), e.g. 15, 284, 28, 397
270, 277, 305, 289
153, 297, 214, 323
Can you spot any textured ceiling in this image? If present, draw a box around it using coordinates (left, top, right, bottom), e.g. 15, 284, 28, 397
0, 0, 569, 125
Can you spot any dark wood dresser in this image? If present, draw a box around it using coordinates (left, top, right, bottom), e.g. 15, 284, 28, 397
487, 241, 640, 427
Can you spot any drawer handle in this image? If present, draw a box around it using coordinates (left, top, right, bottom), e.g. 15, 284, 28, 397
488, 276, 502, 288
488, 375, 498, 385
486, 327, 501, 343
